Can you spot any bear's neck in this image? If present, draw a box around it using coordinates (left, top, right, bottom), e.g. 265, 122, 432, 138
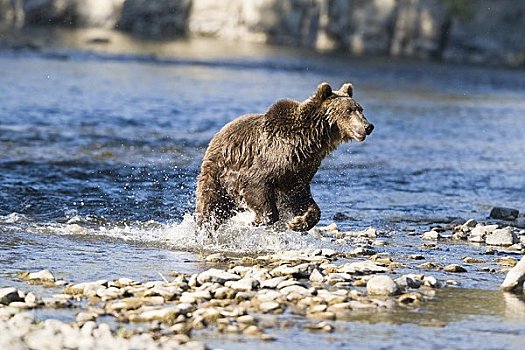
293, 111, 341, 162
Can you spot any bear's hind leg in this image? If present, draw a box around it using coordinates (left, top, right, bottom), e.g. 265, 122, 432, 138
196, 178, 235, 231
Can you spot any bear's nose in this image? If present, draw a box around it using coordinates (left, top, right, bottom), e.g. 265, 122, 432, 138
365, 123, 374, 135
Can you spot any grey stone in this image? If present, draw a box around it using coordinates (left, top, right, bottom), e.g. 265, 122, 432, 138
501, 255, 525, 292
225, 278, 259, 291
196, 268, 240, 285
366, 275, 399, 296
485, 227, 517, 246
27, 269, 55, 282
490, 207, 519, 220
421, 230, 442, 240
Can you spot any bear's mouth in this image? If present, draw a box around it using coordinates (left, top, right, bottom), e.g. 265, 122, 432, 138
350, 131, 367, 142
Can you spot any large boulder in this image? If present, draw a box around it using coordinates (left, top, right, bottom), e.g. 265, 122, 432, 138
117, 0, 191, 37
23, 0, 123, 27
443, 1, 525, 66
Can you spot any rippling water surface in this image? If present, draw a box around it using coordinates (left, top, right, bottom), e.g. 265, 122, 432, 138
1, 28, 525, 349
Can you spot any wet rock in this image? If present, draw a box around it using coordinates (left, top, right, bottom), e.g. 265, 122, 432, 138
0, 287, 24, 305
341, 260, 389, 274
23, 269, 55, 283
398, 292, 422, 306
421, 230, 442, 240
196, 268, 240, 285
490, 207, 519, 220
496, 257, 518, 267
467, 225, 488, 243
485, 227, 517, 246
501, 256, 525, 292
366, 275, 399, 296
418, 262, 440, 270
463, 257, 485, 264
306, 311, 336, 321
347, 246, 377, 256
305, 320, 334, 332
394, 274, 423, 290
422, 276, 440, 288
270, 264, 311, 278
443, 264, 467, 273
76, 311, 98, 323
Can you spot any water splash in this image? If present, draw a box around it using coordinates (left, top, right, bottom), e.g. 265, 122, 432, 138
0, 212, 334, 255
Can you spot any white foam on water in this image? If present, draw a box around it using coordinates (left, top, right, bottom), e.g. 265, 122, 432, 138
1, 212, 334, 254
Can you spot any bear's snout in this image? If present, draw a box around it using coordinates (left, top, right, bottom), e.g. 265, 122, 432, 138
365, 123, 374, 135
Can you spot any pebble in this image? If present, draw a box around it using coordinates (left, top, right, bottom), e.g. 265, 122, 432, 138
2, 225, 462, 349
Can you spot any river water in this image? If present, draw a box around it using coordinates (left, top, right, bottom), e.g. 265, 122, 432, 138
1, 28, 525, 349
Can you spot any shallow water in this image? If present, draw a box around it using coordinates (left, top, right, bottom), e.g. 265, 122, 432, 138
1, 28, 525, 349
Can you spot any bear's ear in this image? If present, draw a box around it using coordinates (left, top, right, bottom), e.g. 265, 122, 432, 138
339, 83, 353, 97
315, 82, 332, 101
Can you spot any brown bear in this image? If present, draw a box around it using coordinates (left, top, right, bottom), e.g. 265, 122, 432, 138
195, 82, 373, 232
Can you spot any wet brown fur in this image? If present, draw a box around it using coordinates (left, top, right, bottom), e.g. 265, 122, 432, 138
195, 82, 373, 231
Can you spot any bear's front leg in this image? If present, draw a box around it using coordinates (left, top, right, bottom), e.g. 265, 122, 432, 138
243, 186, 279, 227
287, 202, 321, 231
284, 185, 321, 232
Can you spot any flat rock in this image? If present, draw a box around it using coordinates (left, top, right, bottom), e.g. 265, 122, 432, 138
258, 301, 281, 313
366, 275, 399, 296
26, 269, 55, 282
196, 268, 240, 285
341, 261, 389, 274
225, 278, 259, 291
443, 264, 467, 273
485, 227, 517, 246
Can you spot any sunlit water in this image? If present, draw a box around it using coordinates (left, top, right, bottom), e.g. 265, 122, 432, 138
1, 28, 525, 349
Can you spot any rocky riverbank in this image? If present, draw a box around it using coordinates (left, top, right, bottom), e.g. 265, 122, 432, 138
1, 0, 525, 67
2, 218, 525, 349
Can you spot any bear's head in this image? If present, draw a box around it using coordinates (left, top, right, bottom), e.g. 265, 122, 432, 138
313, 82, 374, 142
